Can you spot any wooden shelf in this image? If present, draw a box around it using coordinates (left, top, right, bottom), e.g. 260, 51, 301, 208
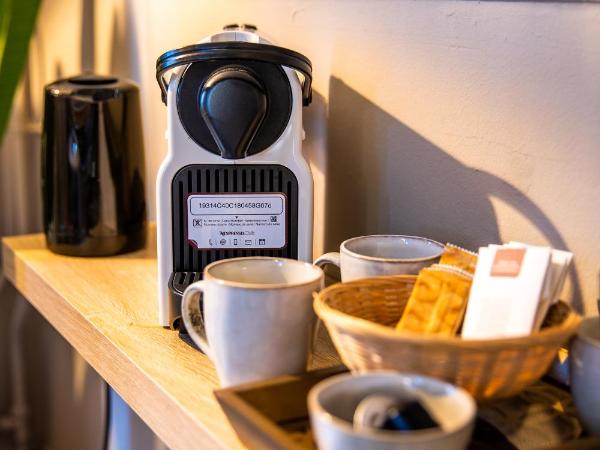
1, 228, 339, 450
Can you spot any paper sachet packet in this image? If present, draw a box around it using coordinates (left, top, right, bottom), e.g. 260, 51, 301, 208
396, 264, 473, 336
507, 242, 573, 305
506, 242, 573, 330
462, 245, 551, 339
439, 243, 478, 274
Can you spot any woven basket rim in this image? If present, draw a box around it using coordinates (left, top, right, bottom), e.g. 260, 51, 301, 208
314, 275, 582, 350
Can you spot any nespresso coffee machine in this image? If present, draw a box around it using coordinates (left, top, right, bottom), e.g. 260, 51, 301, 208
155, 25, 314, 326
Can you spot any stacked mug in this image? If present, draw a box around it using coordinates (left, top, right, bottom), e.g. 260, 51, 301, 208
180, 235, 482, 450
181, 235, 444, 387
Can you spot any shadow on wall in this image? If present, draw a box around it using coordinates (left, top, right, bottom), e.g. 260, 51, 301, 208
109, 0, 141, 81
324, 77, 583, 311
302, 89, 328, 257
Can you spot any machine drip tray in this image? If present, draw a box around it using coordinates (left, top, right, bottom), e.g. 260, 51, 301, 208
170, 271, 203, 296
169, 271, 202, 317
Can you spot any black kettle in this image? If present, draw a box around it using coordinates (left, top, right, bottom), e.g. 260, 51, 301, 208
42, 74, 146, 256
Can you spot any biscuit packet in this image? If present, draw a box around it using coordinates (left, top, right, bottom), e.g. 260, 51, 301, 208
439, 243, 478, 274
396, 264, 472, 336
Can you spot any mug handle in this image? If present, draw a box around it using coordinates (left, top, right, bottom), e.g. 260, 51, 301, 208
181, 281, 213, 359
314, 252, 341, 271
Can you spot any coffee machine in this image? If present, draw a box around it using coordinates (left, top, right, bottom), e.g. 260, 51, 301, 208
155, 25, 314, 327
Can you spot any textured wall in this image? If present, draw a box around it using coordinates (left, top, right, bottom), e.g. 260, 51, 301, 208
121, 0, 600, 313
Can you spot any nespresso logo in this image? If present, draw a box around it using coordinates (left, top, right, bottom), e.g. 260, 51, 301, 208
219, 231, 248, 236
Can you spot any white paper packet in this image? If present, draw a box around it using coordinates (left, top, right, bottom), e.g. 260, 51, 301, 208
462, 245, 551, 339
508, 242, 573, 329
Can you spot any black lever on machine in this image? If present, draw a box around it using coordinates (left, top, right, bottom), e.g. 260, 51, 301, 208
199, 66, 267, 160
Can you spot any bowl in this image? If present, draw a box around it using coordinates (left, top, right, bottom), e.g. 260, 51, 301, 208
308, 372, 476, 450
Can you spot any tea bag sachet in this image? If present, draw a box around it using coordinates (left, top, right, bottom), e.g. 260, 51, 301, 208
396, 265, 473, 336
507, 242, 572, 330
462, 245, 551, 339
439, 243, 478, 274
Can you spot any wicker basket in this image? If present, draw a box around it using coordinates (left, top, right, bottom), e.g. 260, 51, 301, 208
314, 275, 581, 401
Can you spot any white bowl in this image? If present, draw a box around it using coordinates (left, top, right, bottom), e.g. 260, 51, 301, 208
308, 372, 476, 450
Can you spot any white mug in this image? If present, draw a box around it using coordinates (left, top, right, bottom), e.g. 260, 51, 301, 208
181, 257, 324, 387
315, 235, 444, 281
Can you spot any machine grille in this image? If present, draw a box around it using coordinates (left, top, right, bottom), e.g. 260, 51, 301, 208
170, 164, 299, 298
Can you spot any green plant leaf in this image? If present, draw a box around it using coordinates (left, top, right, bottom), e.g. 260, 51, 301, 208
0, 0, 42, 145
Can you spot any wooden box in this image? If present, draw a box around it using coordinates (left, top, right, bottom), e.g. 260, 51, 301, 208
215, 367, 600, 450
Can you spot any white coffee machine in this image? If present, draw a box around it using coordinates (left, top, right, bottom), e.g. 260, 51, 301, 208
155, 25, 314, 327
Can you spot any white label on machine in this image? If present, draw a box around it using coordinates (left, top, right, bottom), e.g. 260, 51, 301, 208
186, 193, 287, 249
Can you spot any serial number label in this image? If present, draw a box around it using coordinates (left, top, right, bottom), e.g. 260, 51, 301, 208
186, 193, 286, 249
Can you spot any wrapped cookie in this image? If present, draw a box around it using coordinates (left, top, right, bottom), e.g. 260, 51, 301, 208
439, 243, 478, 274
396, 265, 473, 336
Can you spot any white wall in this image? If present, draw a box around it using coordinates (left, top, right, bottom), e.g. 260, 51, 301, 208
113, 0, 600, 313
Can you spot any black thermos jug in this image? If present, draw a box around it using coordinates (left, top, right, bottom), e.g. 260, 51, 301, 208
42, 74, 146, 256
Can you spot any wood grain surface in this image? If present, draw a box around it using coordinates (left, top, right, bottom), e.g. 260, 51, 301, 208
1, 228, 339, 450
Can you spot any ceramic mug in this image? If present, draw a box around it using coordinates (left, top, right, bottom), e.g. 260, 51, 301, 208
308, 372, 476, 450
181, 257, 324, 387
314, 235, 444, 281
570, 316, 600, 435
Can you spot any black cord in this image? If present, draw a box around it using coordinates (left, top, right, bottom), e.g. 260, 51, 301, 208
102, 381, 111, 450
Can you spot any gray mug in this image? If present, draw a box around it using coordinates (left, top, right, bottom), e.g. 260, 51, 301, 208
181, 257, 324, 387
570, 316, 600, 435
314, 235, 444, 281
